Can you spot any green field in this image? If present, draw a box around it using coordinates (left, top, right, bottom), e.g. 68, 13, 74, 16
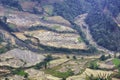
44, 68, 74, 79
112, 58, 120, 67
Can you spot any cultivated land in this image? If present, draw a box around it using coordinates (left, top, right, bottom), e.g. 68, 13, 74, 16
0, 49, 119, 80
0, 0, 120, 80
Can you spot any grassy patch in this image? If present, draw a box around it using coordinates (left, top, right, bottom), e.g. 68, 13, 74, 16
77, 37, 83, 42
88, 60, 99, 70
52, 25, 61, 30
44, 69, 74, 79
43, 5, 54, 15
112, 58, 120, 67
12, 69, 28, 77
8, 23, 16, 29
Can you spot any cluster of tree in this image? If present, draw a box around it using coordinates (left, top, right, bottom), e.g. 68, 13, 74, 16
99, 54, 111, 61
89, 61, 99, 69
0, 36, 3, 43
53, 0, 86, 21
0, 16, 18, 32
0, 0, 22, 11
86, 10, 120, 51
107, 0, 120, 17
0, 43, 14, 54
0, 46, 8, 54
112, 58, 120, 78
53, 0, 120, 52
34, 55, 53, 69
85, 0, 120, 51
12, 68, 28, 78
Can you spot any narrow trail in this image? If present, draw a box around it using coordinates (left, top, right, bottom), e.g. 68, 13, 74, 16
75, 13, 114, 54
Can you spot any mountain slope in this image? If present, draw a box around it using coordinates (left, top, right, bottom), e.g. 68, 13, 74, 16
0, 0, 120, 52
54, 0, 120, 52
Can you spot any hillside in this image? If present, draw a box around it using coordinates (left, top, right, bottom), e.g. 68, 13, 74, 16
0, 0, 120, 80
54, 0, 120, 51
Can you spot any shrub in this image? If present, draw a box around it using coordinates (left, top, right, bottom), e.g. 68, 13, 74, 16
12, 68, 28, 78
72, 56, 77, 60
66, 55, 70, 59
99, 55, 106, 61
89, 61, 99, 69
44, 69, 74, 79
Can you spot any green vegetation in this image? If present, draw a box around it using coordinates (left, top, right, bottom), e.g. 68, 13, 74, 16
42, 16, 48, 20
112, 58, 120, 67
32, 7, 42, 14
112, 58, 120, 78
99, 55, 106, 61
0, 0, 22, 10
44, 69, 74, 79
87, 45, 98, 53
8, 23, 16, 30
0, 37, 3, 43
66, 55, 70, 59
89, 61, 99, 69
0, 47, 7, 54
12, 68, 28, 78
85, 0, 120, 51
54, 0, 120, 52
99, 54, 111, 61
34, 55, 53, 69
86, 10, 120, 51
71, 23, 89, 45
72, 56, 77, 60
43, 5, 54, 15
34, 61, 45, 69
0, 16, 7, 23
53, 0, 88, 21
52, 25, 61, 30
0, 45, 11, 54
77, 37, 83, 43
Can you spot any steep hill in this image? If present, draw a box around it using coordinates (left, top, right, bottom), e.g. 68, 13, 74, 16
54, 0, 120, 52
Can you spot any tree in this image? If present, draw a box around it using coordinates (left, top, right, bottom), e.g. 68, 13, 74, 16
66, 55, 70, 59
89, 61, 99, 69
34, 55, 53, 69
44, 55, 53, 62
44, 55, 53, 69
108, 54, 112, 58
73, 56, 77, 60
88, 45, 98, 53
99, 55, 106, 61
2, 16, 7, 23
5, 78, 9, 80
